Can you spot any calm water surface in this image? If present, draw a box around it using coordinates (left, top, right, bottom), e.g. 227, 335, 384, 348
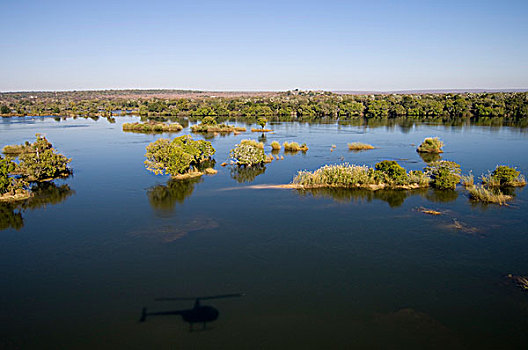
1, 117, 527, 349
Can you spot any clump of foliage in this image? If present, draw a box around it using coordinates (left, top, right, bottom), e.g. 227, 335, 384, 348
283, 141, 308, 152
270, 141, 281, 150
468, 185, 512, 205
230, 139, 266, 166
425, 160, 461, 190
201, 116, 217, 125
257, 117, 267, 130
348, 142, 375, 151
0, 156, 27, 197
122, 122, 183, 133
144, 135, 215, 176
417, 137, 444, 153
374, 160, 409, 185
482, 165, 526, 187
5, 135, 72, 182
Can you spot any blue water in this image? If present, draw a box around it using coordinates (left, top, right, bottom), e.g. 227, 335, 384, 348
1, 116, 527, 349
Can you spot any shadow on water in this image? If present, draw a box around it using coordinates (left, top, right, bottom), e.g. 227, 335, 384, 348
140, 294, 244, 332
0, 182, 75, 231
147, 177, 203, 213
230, 165, 266, 183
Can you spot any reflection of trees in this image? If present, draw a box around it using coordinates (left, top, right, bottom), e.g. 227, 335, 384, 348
418, 152, 442, 164
424, 189, 458, 203
147, 177, 202, 212
296, 187, 428, 208
230, 165, 266, 183
0, 182, 74, 231
0, 204, 24, 231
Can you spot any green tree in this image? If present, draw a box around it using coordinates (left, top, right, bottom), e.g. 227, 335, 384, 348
257, 117, 267, 130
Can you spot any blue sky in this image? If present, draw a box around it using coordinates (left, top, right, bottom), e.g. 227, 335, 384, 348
1, 0, 527, 91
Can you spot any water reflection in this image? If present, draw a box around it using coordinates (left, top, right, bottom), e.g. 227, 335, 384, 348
147, 177, 202, 213
140, 293, 243, 331
296, 187, 426, 208
230, 165, 266, 183
418, 152, 442, 164
425, 189, 458, 203
0, 182, 75, 231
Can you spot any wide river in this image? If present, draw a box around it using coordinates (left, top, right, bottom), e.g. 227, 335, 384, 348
1, 116, 527, 349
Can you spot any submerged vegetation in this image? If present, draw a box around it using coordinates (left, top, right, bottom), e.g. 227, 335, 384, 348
348, 142, 375, 151
122, 121, 183, 133
417, 137, 444, 153
144, 135, 215, 178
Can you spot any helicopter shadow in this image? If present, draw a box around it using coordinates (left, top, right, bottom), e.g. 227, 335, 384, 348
139, 293, 244, 332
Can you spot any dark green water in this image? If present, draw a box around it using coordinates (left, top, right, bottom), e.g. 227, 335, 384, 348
1, 117, 527, 349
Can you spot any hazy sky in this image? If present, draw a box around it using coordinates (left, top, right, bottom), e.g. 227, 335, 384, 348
1, 0, 527, 91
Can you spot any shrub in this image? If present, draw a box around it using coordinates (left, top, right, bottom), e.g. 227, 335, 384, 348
257, 117, 267, 129
230, 139, 266, 166
201, 116, 217, 125
482, 165, 526, 187
425, 160, 461, 190
144, 135, 215, 176
122, 122, 183, 133
270, 141, 281, 150
374, 160, 407, 184
348, 142, 374, 151
417, 137, 444, 153
460, 172, 474, 187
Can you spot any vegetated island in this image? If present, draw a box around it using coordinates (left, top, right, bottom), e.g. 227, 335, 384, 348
144, 135, 217, 180
1, 134, 72, 202
122, 121, 183, 133
1, 90, 527, 127
190, 116, 246, 134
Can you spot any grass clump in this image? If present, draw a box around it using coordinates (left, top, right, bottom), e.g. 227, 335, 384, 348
482, 165, 526, 187
230, 139, 266, 166
122, 122, 183, 133
417, 137, 444, 153
468, 185, 512, 205
348, 142, 375, 151
283, 141, 308, 152
270, 141, 281, 150
460, 172, 474, 188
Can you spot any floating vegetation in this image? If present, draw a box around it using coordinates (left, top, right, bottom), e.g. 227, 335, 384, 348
283, 141, 308, 152
122, 121, 183, 133
292, 161, 430, 190
144, 135, 215, 178
417, 137, 444, 153
468, 185, 512, 205
348, 142, 375, 151
251, 128, 272, 132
